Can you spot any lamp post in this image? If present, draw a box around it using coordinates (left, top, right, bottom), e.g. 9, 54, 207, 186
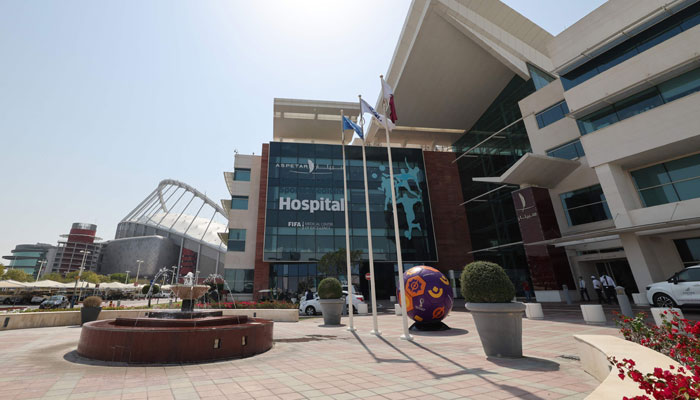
134, 260, 144, 286
35, 260, 47, 282
125, 271, 130, 284
70, 250, 90, 308
170, 266, 177, 285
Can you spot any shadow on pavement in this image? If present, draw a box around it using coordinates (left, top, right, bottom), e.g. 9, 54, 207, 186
487, 355, 560, 371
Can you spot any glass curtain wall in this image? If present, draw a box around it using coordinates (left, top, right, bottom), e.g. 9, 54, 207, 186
452, 75, 536, 286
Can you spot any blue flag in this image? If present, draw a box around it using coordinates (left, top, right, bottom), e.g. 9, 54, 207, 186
342, 116, 364, 139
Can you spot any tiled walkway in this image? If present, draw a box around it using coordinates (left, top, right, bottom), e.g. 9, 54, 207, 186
0, 312, 619, 400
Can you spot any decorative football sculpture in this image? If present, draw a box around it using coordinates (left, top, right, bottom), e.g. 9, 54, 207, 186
402, 265, 454, 324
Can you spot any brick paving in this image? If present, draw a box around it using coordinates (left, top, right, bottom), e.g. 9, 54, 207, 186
0, 312, 619, 400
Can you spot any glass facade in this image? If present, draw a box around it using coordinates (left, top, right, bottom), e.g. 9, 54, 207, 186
227, 229, 246, 252
263, 142, 436, 263
546, 139, 585, 160
233, 168, 251, 181
561, 2, 700, 90
269, 262, 360, 296
560, 185, 611, 226
224, 268, 254, 294
631, 153, 700, 207
231, 195, 248, 210
577, 67, 700, 135
527, 63, 555, 91
535, 101, 569, 129
453, 75, 535, 286
675, 237, 700, 268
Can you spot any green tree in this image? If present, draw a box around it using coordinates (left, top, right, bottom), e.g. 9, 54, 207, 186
4, 269, 32, 282
0, 263, 5, 277
109, 273, 128, 283
317, 248, 362, 277
43, 272, 68, 283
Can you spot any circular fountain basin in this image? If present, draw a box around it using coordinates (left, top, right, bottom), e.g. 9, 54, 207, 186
77, 315, 273, 363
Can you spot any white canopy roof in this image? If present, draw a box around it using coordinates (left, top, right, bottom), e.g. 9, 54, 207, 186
28, 280, 65, 289
0, 280, 28, 289
60, 281, 96, 289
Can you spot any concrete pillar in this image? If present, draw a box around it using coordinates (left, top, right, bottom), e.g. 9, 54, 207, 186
594, 163, 639, 228
619, 233, 664, 290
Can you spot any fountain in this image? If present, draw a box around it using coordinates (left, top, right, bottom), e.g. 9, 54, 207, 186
77, 271, 273, 363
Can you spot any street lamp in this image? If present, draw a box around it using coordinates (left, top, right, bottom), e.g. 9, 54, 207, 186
35, 259, 47, 282
134, 260, 144, 287
70, 250, 90, 308
170, 266, 177, 285
125, 270, 130, 284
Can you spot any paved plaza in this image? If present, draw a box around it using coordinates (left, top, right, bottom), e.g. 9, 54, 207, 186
0, 310, 620, 400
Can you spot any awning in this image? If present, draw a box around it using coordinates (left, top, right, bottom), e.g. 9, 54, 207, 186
273, 98, 361, 144
527, 216, 700, 247
0, 280, 28, 289
473, 153, 580, 188
29, 280, 64, 289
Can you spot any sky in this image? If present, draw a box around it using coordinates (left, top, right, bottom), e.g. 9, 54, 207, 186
0, 0, 606, 260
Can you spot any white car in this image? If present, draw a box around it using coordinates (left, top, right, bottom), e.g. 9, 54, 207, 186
646, 265, 700, 307
298, 291, 365, 316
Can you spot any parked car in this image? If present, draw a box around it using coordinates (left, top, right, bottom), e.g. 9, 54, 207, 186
646, 265, 700, 307
31, 295, 49, 304
39, 295, 69, 309
299, 291, 366, 316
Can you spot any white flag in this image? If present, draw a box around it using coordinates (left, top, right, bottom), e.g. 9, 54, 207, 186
360, 98, 395, 131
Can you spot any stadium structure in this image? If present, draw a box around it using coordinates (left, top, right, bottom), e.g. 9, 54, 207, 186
99, 179, 227, 280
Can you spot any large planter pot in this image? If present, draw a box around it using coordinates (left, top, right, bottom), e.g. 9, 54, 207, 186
466, 302, 526, 358
81, 307, 102, 326
319, 299, 344, 325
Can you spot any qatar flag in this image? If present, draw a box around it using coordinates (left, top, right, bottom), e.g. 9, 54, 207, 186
381, 77, 398, 123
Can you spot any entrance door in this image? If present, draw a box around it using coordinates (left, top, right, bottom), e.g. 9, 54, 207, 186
359, 262, 397, 300
595, 259, 639, 294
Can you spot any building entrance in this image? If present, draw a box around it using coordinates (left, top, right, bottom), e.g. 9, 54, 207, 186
359, 262, 397, 300
595, 259, 638, 295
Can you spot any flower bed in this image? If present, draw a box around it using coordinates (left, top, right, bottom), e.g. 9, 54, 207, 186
199, 301, 297, 309
611, 310, 700, 399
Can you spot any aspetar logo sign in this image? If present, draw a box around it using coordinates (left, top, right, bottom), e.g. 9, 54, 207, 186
274, 159, 340, 175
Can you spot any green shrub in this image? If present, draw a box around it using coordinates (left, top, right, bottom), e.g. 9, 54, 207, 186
141, 284, 160, 295
82, 296, 103, 308
460, 261, 515, 303
317, 277, 342, 299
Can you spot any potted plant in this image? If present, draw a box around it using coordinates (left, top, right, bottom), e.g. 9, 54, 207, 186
81, 296, 103, 325
461, 261, 525, 357
318, 277, 343, 325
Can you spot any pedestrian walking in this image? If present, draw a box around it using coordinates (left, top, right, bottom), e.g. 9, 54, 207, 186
578, 276, 590, 301
521, 281, 531, 302
591, 275, 607, 304
601, 274, 618, 304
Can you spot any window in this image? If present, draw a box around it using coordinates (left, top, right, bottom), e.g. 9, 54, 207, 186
560, 185, 611, 226
577, 67, 700, 135
535, 101, 569, 129
676, 268, 700, 282
224, 268, 254, 293
231, 195, 248, 210
227, 229, 246, 252
233, 168, 251, 181
527, 63, 555, 91
631, 153, 700, 207
561, 2, 700, 90
675, 238, 700, 268
546, 139, 585, 160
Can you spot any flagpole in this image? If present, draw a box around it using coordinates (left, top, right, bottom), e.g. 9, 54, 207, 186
359, 95, 381, 336
379, 75, 412, 341
340, 109, 355, 332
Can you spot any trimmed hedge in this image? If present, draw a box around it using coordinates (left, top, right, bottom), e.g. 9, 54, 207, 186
318, 277, 342, 299
460, 261, 515, 303
82, 296, 103, 308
